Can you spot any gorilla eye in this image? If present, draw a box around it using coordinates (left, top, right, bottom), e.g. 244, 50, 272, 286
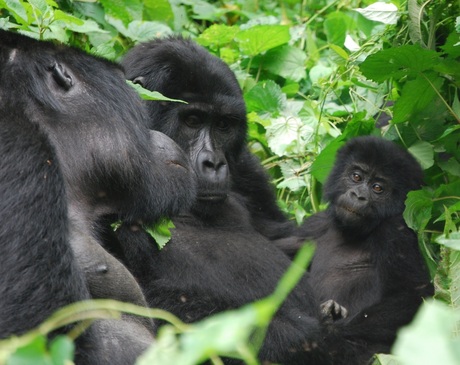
215, 120, 230, 131
351, 172, 362, 182
372, 184, 384, 194
184, 115, 202, 128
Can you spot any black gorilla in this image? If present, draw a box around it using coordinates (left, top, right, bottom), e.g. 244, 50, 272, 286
298, 136, 434, 365
116, 37, 330, 364
122, 36, 297, 241
0, 31, 195, 364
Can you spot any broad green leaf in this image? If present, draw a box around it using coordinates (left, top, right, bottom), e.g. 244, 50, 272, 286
355, 2, 399, 25
144, 219, 175, 249
143, 0, 174, 25
408, 141, 434, 169
436, 232, 460, 250
197, 24, 240, 47
55, 14, 103, 34
1, 0, 29, 24
393, 74, 444, 124
309, 64, 334, 84
99, 0, 142, 26
393, 300, 460, 365
266, 116, 314, 157
372, 353, 402, 365
359, 45, 439, 82
126, 81, 186, 103
324, 12, 347, 46
329, 44, 349, 60
403, 189, 433, 231
263, 45, 306, 82
7, 335, 50, 365
125, 20, 172, 42
311, 139, 345, 184
28, 0, 48, 15
50, 336, 74, 365
408, 0, 424, 46
244, 80, 286, 115
235, 25, 290, 56
439, 158, 460, 177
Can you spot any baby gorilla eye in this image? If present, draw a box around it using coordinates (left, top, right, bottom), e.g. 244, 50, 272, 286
372, 183, 384, 193
351, 172, 362, 182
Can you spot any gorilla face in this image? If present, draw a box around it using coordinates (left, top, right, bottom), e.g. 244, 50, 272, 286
122, 36, 247, 216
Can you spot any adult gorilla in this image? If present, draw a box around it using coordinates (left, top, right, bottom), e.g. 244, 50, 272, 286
117, 36, 330, 364
0, 31, 195, 364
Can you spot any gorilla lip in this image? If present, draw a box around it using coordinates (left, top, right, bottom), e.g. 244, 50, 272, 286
166, 160, 188, 170
197, 193, 227, 202
341, 206, 363, 217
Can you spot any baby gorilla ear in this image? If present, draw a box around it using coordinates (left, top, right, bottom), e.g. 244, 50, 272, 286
50, 62, 73, 90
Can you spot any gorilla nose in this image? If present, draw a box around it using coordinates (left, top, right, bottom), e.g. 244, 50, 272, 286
196, 150, 228, 183
149, 130, 191, 170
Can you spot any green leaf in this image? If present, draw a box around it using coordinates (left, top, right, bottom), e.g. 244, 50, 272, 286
407, 0, 424, 46
403, 189, 433, 231
311, 139, 345, 184
324, 12, 347, 46
126, 81, 186, 103
262, 45, 306, 82
329, 44, 349, 60
197, 24, 240, 47
407, 141, 434, 169
7, 335, 50, 365
393, 300, 460, 365
436, 232, 460, 250
393, 74, 444, 124
355, 2, 399, 25
235, 25, 290, 56
99, 0, 142, 26
50, 336, 74, 365
144, 219, 175, 249
359, 45, 439, 82
372, 353, 402, 365
2, 0, 29, 24
244, 80, 286, 115
143, 0, 174, 25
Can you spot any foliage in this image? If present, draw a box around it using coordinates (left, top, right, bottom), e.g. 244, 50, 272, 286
1, 0, 460, 364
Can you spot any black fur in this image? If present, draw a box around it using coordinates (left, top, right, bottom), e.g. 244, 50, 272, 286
299, 136, 433, 364
0, 31, 196, 364
118, 36, 330, 364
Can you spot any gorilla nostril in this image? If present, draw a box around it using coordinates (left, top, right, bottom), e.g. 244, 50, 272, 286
203, 160, 215, 169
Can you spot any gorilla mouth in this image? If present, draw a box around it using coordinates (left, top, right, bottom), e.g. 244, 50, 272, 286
197, 193, 228, 203
341, 206, 363, 217
166, 160, 188, 170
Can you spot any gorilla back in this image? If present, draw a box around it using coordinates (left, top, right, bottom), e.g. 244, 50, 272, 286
0, 30, 195, 364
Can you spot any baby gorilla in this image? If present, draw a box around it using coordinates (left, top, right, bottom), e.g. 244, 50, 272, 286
299, 136, 433, 365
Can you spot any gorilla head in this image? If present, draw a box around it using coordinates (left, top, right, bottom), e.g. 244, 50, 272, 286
323, 136, 424, 234
122, 37, 247, 216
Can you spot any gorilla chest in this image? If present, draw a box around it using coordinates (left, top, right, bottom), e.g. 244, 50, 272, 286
309, 233, 379, 311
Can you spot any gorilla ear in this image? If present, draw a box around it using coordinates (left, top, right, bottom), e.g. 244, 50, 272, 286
50, 62, 73, 91
132, 76, 145, 87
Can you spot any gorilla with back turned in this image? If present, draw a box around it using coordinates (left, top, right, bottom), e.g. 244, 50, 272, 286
294, 136, 434, 364
114, 36, 330, 364
0, 30, 195, 364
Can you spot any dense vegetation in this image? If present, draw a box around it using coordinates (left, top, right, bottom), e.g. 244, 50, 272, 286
0, 0, 459, 364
